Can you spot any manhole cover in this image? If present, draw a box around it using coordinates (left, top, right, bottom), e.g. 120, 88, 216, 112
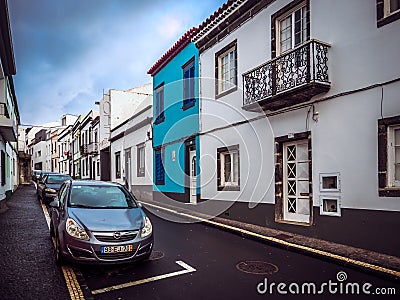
149, 250, 164, 261
236, 261, 279, 275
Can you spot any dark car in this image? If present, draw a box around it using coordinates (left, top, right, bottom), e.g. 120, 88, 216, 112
37, 171, 59, 184
31, 170, 41, 182
37, 173, 72, 204
49, 180, 153, 265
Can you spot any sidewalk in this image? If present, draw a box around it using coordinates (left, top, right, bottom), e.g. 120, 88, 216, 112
140, 198, 400, 281
0, 184, 70, 300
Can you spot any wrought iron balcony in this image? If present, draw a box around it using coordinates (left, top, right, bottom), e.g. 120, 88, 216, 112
80, 145, 88, 156
242, 39, 331, 111
87, 142, 99, 154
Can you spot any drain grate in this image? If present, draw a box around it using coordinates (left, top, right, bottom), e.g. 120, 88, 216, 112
236, 261, 279, 275
149, 250, 164, 261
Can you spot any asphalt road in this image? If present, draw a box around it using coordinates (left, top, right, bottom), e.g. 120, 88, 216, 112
74, 209, 400, 300
1, 185, 398, 300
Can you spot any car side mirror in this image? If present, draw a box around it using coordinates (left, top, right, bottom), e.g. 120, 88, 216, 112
137, 202, 143, 208
49, 198, 60, 209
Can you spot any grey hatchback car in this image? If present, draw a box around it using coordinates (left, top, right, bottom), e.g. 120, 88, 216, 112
49, 180, 153, 265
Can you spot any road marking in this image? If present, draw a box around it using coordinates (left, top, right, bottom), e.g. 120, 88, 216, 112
40, 202, 85, 300
141, 201, 400, 279
91, 260, 197, 295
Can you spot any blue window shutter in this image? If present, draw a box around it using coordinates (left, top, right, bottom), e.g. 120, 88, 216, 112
155, 150, 165, 185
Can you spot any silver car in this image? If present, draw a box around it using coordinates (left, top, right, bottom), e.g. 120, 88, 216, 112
49, 180, 153, 265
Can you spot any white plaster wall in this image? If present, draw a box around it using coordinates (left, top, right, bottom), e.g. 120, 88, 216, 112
110, 106, 153, 188
110, 83, 152, 130
199, 0, 400, 212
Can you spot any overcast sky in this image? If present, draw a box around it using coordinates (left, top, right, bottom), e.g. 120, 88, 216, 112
8, 0, 225, 126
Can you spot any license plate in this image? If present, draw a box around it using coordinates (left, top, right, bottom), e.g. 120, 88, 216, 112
101, 245, 133, 254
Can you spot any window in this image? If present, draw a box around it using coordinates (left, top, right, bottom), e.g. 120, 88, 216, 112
276, 2, 308, 54
319, 173, 341, 192
137, 144, 146, 177
320, 196, 341, 217
155, 83, 164, 124
378, 116, 400, 196
271, 0, 310, 58
155, 148, 165, 185
384, 0, 400, 16
115, 152, 121, 179
183, 59, 195, 109
388, 125, 400, 187
215, 40, 237, 97
377, 0, 400, 27
217, 145, 240, 191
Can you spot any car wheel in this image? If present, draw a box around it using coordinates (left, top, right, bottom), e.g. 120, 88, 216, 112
55, 235, 64, 266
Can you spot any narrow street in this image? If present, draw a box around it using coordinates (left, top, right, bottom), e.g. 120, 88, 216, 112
76, 210, 400, 299
2, 185, 398, 300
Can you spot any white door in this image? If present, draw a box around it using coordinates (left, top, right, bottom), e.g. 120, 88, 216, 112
283, 140, 310, 223
189, 150, 197, 204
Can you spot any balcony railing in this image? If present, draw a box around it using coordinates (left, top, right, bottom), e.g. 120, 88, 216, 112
80, 145, 88, 156
242, 39, 331, 111
87, 142, 99, 154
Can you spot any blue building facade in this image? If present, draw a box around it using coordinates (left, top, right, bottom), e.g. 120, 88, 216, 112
148, 28, 200, 203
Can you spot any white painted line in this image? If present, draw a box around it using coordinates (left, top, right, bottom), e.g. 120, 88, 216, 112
91, 260, 197, 295
40, 201, 85, 299
41, 202, 51, 229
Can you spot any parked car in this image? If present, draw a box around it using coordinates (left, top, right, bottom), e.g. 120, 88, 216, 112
31, 170, 42, 182
49, 180, 153, 265
37, 171, 59, 184
37, 173, 72, 204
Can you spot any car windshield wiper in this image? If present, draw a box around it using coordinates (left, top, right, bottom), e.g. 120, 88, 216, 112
97, 205, 130, 209
69, 204, 94, 208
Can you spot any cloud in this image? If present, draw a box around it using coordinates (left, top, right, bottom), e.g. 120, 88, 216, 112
8, 0, 226, 125
157, 16, 184, 40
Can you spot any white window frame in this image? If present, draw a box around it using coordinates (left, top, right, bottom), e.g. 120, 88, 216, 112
217, 45, 237, 95
276, 2, 308, 55
137, 144, 146, 177
388, 125, 400, 187
319, 172, 341, 192
219, 149, 239, 187
319, 195, 341, 217
384, 0, 400, 17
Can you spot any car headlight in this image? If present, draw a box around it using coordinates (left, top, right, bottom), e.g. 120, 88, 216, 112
45, 188, 57, 193
66, 218, 89, 240
141, 216, 152, 238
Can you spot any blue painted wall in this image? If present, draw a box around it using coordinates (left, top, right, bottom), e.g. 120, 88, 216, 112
152, 42, 200, 195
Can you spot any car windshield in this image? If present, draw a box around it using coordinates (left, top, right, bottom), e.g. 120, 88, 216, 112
46, 175, 72, 184
68, 185, 137, 208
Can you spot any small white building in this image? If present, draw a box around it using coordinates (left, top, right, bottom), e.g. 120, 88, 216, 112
79, 110, 99, 180
98, 84, 152, 181
109, 91, 153, 201
58, 125, 73, 175
194, 0, 400, 255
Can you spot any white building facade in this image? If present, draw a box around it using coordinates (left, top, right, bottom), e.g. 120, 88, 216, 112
109, 93, 153, 201
195, 0, 400, 255
99, 84, 152, 181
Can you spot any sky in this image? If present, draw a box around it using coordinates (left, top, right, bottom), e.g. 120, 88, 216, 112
8, 0, 226, 126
